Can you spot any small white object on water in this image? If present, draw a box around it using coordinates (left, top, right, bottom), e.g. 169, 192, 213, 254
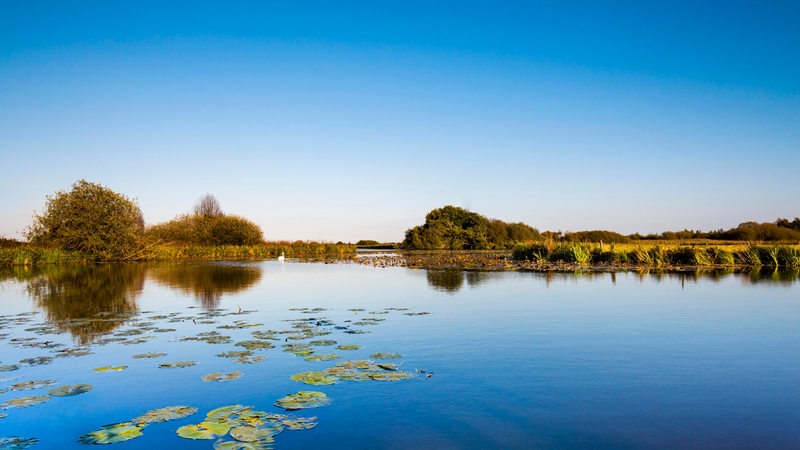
278, 252, 285, 262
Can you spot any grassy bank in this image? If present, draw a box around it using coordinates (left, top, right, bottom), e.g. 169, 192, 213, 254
0, 241, 357, 266
512, 242, 800, 267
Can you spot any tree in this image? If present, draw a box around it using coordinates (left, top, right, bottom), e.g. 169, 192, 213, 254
194, 194, 222, 218
26, 180, 145, 260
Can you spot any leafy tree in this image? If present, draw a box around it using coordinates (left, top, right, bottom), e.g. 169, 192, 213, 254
194, 194, 223, 218
26, 180, 144, 260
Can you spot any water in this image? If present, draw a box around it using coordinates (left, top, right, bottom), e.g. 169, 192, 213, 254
0, 263, 798, 449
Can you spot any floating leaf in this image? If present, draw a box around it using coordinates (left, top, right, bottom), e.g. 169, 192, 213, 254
206, 404, 248, 420
202, 371, 243, 382
234, 355, 265, 364
274, 391, 330, 410
290, 371, 337, 386
368, 371, 413, 381
132, 406, 198, 425
235, 340, 274, 351
159, 361, 196, 369
48, 384, 92, 397
281, 416, 318, 430
176, 424, 217, 440
370, 352, 402, 359
229, 425, 276, 443
304, 354, 340, 362
0, 437, 39, 449
0, 364, 19, 372
94, 365, 127, 372
79, 422, 143, 444
336, 344, 361, 351
282, 344, 314, 357
132, 352, 166, 359
19, 356, 52, 366
54, 347, 93, 358
217, 351, 252, 358
1, 395, 50, 409
403, 312, 431, 316
10, 380, 56, 391
308, 340, 336, 347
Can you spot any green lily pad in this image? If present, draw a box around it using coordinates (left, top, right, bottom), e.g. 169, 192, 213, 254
48, 384, 92, 397
308, 340, 337, 347
234, 355, 265, 364
0, 364, 19, 372
368, 371, 413, 381
274, 391, 330, 410
0, 413, 6, 419
132, 352, 166, 359
282, 344, 314, 357
94, 365, 127, 372
213, 439, 274, 450
304, 353, 340, 362
159, 361, 196, 369
0, 437, 39, 449
10, 380, 56, 391
230, 425, 276, 443
336, 344, 361, 351
281, 416, 318, 430
79, 422, 143, 444
217, 351, 253, 358
235, 340, 274, 351
206, 404, 248, 420
370, 352, 402, 359
19, 356, 53, 366
1, 395, 50, 409
290, 371, 337, 386
132, 406, 198, 425
176, 424, 216, 440
202, 371, 243, 382
54, 347, 93, 358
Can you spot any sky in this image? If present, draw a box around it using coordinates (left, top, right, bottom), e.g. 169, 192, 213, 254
1, 1, 798, 242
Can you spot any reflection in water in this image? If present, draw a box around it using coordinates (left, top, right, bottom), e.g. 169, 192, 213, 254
148, 263, 262, 309
426, 270, 464, 293
23, 264, 146, 344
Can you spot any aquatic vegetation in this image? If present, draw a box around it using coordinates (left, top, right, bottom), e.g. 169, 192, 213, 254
94, 365, 127, 372
202, 371, 243, 382
0, 437, 39, 449
217, 350, 253, 358
308, 339, 337, 346
403, 312, 430, 316
159, 361, 196, 369
274, 391, 330, 410
322, 360, 413, 383
79, 422, 143, 444
0, 395, 50, 409
19, 356, 53, 366
132, 352, 166, 359
48, 384, 92, 397
290, 371, 337, 386
182, 332, 233, 345
10, 380, 56, 391
370, 352, 402, 359
234, 355, 265, 364
54, 347, 93, 357
235, 340, 275, 351
132, 406, 198, 425
336, 344, 361, 351
282, 343, 315, 356
0, 364, 19, 372
304, 353, 340, 362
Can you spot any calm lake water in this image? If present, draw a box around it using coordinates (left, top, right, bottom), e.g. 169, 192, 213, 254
0, 262, 798, 449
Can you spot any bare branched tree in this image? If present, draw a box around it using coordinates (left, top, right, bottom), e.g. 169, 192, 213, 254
194, 194, 222, 218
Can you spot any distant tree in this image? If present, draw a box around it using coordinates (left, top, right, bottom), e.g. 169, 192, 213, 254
194, 194, 223, 218
26, 180, 145, 259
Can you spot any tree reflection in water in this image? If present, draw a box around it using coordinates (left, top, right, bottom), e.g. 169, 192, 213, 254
148, 262, 262, 309
21, 264, 146, 344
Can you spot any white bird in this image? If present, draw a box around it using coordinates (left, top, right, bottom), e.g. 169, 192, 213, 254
278, 252, 285, 262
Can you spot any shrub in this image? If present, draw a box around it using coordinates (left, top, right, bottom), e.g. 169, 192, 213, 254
25, 180, 144, 260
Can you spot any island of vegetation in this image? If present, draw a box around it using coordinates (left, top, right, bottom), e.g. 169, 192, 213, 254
1, 180, 798, 271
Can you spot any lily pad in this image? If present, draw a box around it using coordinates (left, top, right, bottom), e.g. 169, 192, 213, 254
176, 424, 217, 440
304, 354, 340, 362
48, 384, 92, 397
234, 355, 265, 364
274, 391, 330, 410
1, 395, 50, 409
94, 365, 128, 372
282, 344, 314, 357
0, 364, 19, 372
79, 422, 143, 444
308, 340, 337, 347
132, 406, 198, 425
19, 356, 53, 366
202, 371, 243, 382
132, 352, 166, 359
159, 361, 196, 369
217, 351, 253, 358
289, 371, 337, 386
336, 344, 361, 351
229, 425, 276, 443
281, 416, 318, 430
370, 352, 402, 359
10, 380, 56, 391
0, 437, 39, 449
235, 340, 274, 351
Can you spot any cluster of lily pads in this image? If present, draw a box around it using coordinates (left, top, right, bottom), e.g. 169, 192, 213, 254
0, 301, 431, 447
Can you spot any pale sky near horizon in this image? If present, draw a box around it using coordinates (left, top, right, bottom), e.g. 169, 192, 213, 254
2, 1, 798, 242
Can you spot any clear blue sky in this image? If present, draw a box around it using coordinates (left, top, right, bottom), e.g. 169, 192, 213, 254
2, 1, 798, 242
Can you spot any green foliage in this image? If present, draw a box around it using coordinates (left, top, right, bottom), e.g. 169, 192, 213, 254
26, 180, 145, 260
564, 230, 630, 243
402, 206, 539, 250
147, 214, 263, 246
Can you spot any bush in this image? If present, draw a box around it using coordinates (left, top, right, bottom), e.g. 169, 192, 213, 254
26, 180, 144, 260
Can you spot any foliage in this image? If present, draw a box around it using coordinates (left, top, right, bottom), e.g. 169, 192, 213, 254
402, 206, 540, 250
26, 180, 145, 260
147, 214, 263, 246
194, 194, 222, 218
564, 230, 630, 243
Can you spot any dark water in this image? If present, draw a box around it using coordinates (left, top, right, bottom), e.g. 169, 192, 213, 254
0, 263, 798, 449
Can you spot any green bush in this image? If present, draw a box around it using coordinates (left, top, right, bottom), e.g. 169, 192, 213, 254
25, 180, 144, 260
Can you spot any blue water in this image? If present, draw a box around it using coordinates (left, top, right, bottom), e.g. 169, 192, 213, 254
0, 263, 798, 449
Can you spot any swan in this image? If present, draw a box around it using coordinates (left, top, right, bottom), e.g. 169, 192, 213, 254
278, 251, 285, 262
